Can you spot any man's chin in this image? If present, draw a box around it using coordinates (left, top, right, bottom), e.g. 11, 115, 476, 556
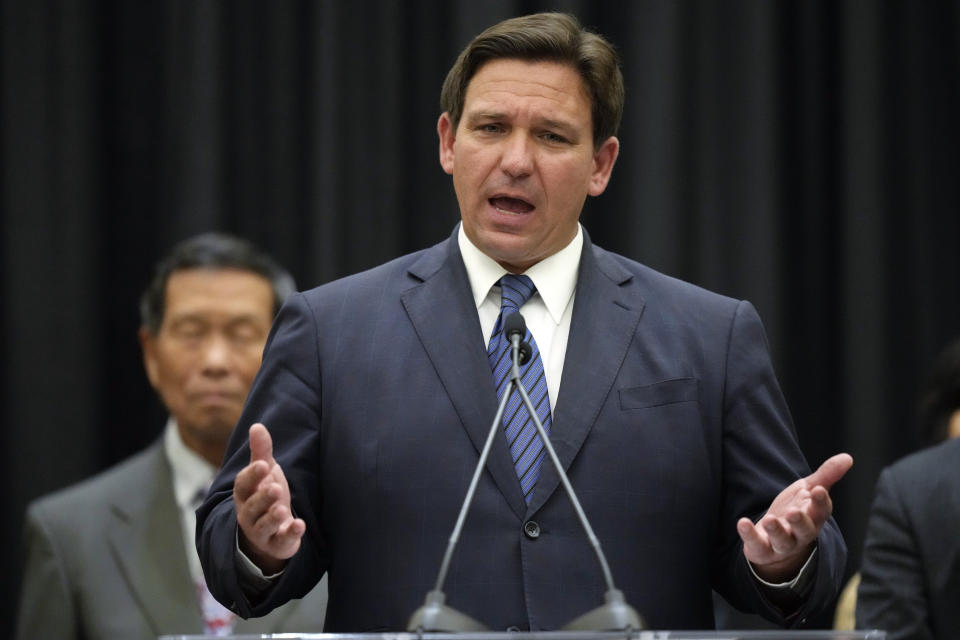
486, 247, 542, 273
184, 411, 242, 439
472, 230, 558, 272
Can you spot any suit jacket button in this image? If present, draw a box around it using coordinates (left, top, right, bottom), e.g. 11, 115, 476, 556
506, 625, 522, 632
523, 520, 541, 539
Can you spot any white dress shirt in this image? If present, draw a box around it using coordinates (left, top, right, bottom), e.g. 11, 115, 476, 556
457, 223, 582, 411
164, 418, 217, 586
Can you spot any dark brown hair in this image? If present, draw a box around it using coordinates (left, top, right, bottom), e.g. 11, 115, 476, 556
917, 338, 960, 446
440, 12, 624, 149
139, 232, 295, 334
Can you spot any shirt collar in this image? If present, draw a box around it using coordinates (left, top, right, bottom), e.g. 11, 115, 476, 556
163, 418, 218, 510
458, 223, 582, 325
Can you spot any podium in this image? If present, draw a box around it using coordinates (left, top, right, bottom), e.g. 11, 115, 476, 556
160, 632, 884, 639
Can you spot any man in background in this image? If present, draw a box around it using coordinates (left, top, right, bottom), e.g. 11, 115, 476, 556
855, 338, 960, 639
15, 233, 328, 640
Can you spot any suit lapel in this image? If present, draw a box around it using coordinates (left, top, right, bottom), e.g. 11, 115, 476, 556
528, 233, 645, 512
106, 443, 204, 635
401, 229, 528, 519
104, 442, 308, 636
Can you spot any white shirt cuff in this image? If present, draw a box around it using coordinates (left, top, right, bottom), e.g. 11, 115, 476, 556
748, 545, 818, 591
234, 525, 285, 584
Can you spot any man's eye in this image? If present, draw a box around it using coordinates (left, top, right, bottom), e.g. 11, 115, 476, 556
229, 324, 262, 344
479, 123, 503, 134
541, 132, 568, 144
172, 323, 205, 339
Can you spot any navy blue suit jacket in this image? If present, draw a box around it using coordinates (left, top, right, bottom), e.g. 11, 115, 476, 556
197, 227, 845, 631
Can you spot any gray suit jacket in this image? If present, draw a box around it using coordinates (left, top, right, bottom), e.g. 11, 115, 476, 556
16, 439, 327, 640
856, 437, 960, 640
198, 227, 845, 631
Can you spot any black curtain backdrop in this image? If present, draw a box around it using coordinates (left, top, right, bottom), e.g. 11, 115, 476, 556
3, 1, 959, 633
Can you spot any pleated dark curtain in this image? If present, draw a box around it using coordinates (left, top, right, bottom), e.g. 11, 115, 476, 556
2, 0, 959, 633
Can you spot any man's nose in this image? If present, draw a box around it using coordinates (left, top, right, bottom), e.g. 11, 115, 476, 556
499, 132, 534, 178
200, 335, 231, 376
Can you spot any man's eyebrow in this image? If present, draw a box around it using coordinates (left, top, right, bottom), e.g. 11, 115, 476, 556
463, 111, 577, 132
539, 118, 576, 132
226, 314, 269, 325
463, 110, 507, 122
168, 312, 206, 323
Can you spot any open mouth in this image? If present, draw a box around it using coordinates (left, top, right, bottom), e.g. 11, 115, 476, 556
490, 196, 534, 214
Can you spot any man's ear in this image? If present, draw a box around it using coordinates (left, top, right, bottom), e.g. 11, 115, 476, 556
438, 112, 456, 175
948, 408, 960, 439
138, 327, 160, 391
588, 136, 620, 196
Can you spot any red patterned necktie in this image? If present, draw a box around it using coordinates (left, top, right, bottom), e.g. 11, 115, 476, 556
192, 487, 237, 635
195, 576, 237, 636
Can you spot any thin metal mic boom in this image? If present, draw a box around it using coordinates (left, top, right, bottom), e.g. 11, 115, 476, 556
406, 317, 527, 632
407, 311, 643, 632
505, 329, 643, 631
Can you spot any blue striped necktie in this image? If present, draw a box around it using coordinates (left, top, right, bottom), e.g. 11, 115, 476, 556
487, 274, 552, 503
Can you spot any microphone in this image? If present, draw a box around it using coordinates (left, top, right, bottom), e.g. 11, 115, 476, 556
407, 311, 644, 632
504, 312, 532, 365
503, 311, 526, 340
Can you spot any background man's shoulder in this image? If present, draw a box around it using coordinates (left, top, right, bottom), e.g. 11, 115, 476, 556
25, 442, 166, 531
882, 437, 960, 490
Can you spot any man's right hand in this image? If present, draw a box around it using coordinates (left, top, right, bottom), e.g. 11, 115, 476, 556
234, 423, 305, 575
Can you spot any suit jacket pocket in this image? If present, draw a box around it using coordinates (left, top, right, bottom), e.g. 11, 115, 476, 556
619, 377, 699, 410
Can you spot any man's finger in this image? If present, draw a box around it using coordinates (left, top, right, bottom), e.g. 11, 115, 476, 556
805, 452, 853, 491
762, 516, 796, 555
785, 510, 817, 544
234, 460, 271, 502
252, 505, 303, 554
249, 423, 275, 465
276, 517, 306, 543
737, 517, 766, 552
240, 482, 284, 527
804, 487, 834, 526
242, 492, 292, 543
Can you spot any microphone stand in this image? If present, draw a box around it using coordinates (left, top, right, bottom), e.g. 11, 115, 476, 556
406, 332, 522, 632
407, 313, 645, 632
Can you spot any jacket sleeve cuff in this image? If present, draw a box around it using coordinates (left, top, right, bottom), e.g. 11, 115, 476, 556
234, 525, 284, 595
748, 544, 818, 596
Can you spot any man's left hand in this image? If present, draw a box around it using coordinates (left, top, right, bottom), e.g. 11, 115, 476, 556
737, 453, 853, 583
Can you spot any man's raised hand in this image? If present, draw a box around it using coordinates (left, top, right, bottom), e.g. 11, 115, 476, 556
737, 453, 853, 582
233, 423, 305, 575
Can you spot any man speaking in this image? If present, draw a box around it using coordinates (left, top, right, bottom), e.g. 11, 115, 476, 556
198, 12, 851, 631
